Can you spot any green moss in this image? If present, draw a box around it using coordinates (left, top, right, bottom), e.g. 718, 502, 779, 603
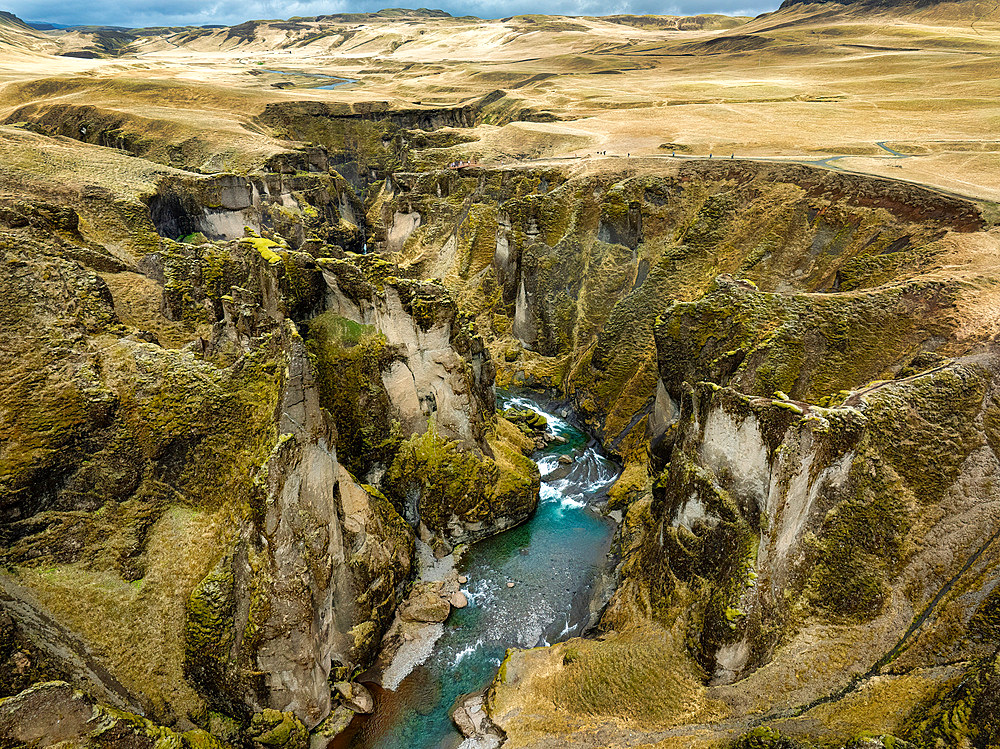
458, 202, 499, 279
305, 312, 399, 477
607, 461, 649, 512
487, 425, 540, 505
681, 191, 737, 253
393, 278, 457, 332
181, 728, 230, 749
384, 421, 538, 543
503, 407, 547, 432
345, 480, 414, 662
807, 449, 910, 617
386, 422, 495, 534
654, 277, 957, 405
843, 736, 917, 749
278, 250, 324, 320
239, 546, 272, 660
0, 356, 94, 504
107, 337, 284, 509
865, 365, 987, 506
241, 236, 283, 265
904, 649, 1000, 749
183, 558, 236, 713
161, 242, 212, 326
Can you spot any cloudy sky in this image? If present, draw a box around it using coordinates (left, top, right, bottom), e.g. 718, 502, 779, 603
6, 0, 770, 28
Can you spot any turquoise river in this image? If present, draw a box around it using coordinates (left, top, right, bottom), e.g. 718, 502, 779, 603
334, 391, 621, 749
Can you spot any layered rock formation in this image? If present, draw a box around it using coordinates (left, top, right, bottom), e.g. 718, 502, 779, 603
0, 159, 538, 743
2, 82, 999, 749
370, 159, 1000, 747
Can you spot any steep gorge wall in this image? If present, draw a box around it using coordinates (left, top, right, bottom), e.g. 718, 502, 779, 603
370, 160, 984, 461
0, 179, 537, 742
369, 159, 1000, 747
256, 92, 556, 194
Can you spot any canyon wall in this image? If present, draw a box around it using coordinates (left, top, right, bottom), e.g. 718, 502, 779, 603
0, 167, 538, 741
372, 159, 1000, 748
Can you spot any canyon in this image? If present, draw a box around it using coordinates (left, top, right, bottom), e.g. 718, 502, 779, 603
0, 1, 999, 748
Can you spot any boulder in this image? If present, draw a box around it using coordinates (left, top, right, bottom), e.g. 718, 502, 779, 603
451, 591, 469, 609
399, 585, 451, 623
309, 705, 355, 748
503, 407, 548, 432
333, 681, 375, 714
246, 709, 309, 749
450, 691, 501, 743
451, 700, 477, 738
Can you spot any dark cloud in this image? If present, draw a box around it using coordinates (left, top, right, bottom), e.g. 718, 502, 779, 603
6, 0, 769, 28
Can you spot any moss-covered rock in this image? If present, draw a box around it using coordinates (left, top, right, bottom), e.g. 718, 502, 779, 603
653, 275, 957, 405
305, 312, 400, 478
246, 708, 308, 749
905, 648, 1000, 749
184, 557, 239, 718
384, 421, 539, 549
0, 681, 234, 748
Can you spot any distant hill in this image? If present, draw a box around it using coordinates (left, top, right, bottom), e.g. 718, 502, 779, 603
27, 21, 72, 30
781, 0, 962, 7
592, 13, 750, 29
314, 7, 452, 22
0, 9, 60, 56
774, 0, 1000, 20
0, 10, 30, 28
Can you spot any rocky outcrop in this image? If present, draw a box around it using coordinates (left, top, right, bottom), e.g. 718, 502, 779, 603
181, 330, 408, 728
0, 681, 231, 748
0, 175, 541, 740
451, 690, 504, 747
148, 170, 365, 252
368, 160, 983, 468
0, 234, 415, 731
307, 255, 539, 549
611, 359, 997, 684
398, 583, 453, 623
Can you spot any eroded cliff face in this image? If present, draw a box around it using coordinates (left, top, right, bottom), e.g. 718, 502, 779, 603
368, 160, 984, 464
148, 168, 366, 252
310, 256, 537, 551
0, 165, 537, 743
369, 159, 1000, 747
612, 360, 997, 680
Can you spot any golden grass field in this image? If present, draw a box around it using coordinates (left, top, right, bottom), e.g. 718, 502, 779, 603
0, 1, 998, 201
